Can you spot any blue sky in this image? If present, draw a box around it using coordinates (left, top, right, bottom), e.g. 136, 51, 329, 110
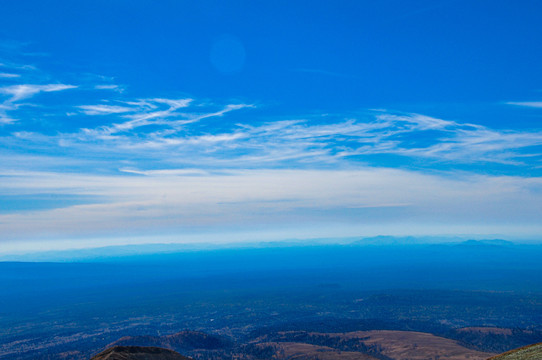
1, 0, 542, 252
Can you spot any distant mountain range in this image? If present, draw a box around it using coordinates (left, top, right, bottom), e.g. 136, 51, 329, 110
1, 236, 527, 262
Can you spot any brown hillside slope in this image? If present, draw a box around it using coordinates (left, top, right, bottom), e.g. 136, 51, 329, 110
329, 330, 496, 360
257, 330, 496, 360
488, 342, 542, 360
251, 342, 379, 360
90, 346, 191, 360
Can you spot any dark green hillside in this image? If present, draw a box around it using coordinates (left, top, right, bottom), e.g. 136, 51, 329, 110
488, 343, 542, 360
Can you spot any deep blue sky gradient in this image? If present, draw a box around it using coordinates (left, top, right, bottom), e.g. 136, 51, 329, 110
2, 0, 542, 123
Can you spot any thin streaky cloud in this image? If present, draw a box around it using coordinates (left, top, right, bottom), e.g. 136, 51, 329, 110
122, 99, 159, 109
0, 59, 38, 71
506, 101, 542, 108
167, 103, 253, 127
78, 100, 251, 137
78, 104, 134, 116
0, 83, 77, 124
119, 168, 209, 176
94, 84, 123, 92
149, 98, 193, 108
0, 83, 76, 102
0, 72, 20, 78
0, 114, 15, 124
125, 132, 247, 149
78, 98, 193, 135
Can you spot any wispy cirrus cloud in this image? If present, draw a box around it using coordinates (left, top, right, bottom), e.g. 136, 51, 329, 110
119, 168, 209, 176
506, 101, 542, 108
332, 113, 542, 165
5, 94, 542, 169
79, 110, 540, 167
78, 104, 134, 115
76, 99, 253, 139
0, 83, 77, 102
0, 72, 20, 78
77, 97, 193, 135
0, 83, 76, 124
94, 84, 124, 92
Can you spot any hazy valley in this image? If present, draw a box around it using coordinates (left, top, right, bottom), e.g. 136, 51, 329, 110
2, 240, 542, 359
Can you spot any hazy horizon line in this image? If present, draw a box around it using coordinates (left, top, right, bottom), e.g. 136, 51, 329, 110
2, 235, 540, 262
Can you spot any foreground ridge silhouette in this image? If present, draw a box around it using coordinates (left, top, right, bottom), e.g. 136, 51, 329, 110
90, 346, 191, 360
89, 340, 542, 359
487, 342, 542, 360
